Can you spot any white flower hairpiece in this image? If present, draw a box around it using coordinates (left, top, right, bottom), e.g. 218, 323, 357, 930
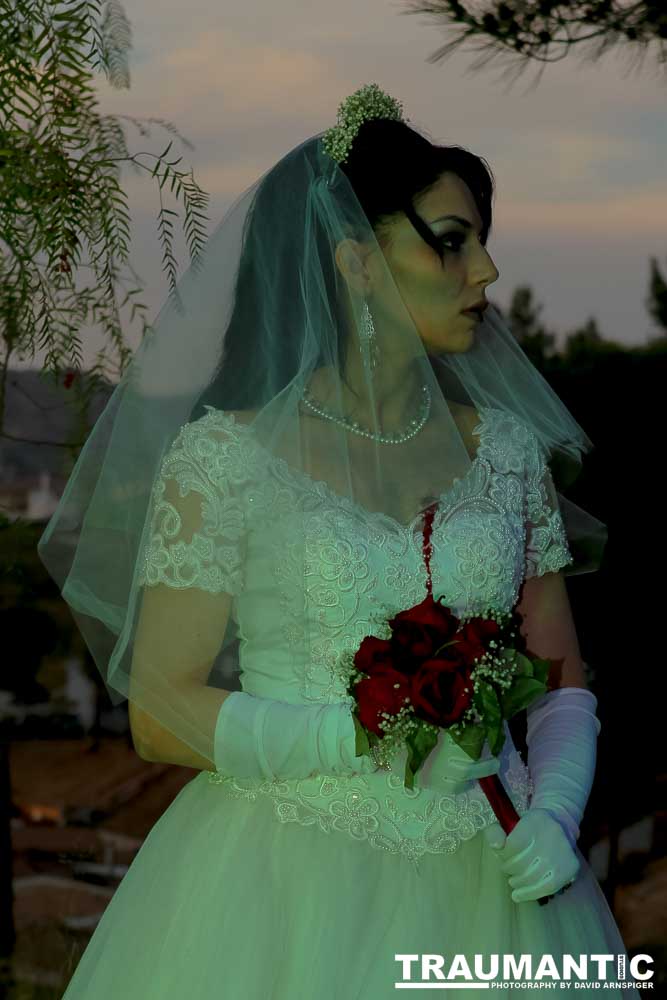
322, 83, 407, 165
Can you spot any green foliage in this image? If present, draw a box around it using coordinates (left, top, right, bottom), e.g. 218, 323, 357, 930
404, 721, 439, 789
473, 679, 504, 754
648, 255, 667, 330
403, 1, 667, 90
507, 286, 558, 369
451, 717, 486, 760
0, 0, 211, 440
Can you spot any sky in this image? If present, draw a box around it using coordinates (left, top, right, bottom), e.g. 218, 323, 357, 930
15, 0, 667, 372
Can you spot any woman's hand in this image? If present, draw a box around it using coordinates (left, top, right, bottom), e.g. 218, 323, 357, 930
483, 807, 580, 903
417, 729, 500, 794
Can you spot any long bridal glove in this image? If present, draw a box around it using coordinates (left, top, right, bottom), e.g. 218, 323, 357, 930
213, 691, 377, 781
482, 687, 601, 903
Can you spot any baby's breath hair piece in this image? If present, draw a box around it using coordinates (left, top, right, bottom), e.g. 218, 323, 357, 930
322, 83, 407, 165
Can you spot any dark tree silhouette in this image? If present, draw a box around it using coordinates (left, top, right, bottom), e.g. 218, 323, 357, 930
506, 285, 558, 368
647, 255, 667, 333
403, 1, 667, 91
561, 317, 624, 366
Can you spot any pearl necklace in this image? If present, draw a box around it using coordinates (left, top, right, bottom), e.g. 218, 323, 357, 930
301, 383, 431, 444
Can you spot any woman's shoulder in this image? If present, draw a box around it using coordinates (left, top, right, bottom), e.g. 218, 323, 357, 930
173, 408, 261, 460
449, 400, 482, 429
446, 401, 539, 465
191, 407, 259, 433
447, 400, 484, 459
429, 360, 482, 454
225, 409, 259, 426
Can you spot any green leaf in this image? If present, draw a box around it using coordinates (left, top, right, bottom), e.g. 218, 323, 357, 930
404, 722, 439, 789
500, 676, 548, 718
474, 681, 504, 755
353, 713, 370, 757
491, 728, 506, 757
512, 651, 535, 676
448, 721, 485, 760
531, 658, 551, 686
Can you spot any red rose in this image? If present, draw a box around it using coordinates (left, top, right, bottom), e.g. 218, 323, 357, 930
353, 635, 395, 678
409, 657, 473, 728
388, 593, 460, 671
354, 665, 411, 736
454, 617, 501, 663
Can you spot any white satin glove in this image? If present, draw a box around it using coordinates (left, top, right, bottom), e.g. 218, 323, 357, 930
483, 687, 601, 903
213, 691, 377, 781
484, 806, 581, 903
419, 728, 500, 794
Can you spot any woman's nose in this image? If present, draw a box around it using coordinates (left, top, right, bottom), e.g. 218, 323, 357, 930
475, 247, 499, 286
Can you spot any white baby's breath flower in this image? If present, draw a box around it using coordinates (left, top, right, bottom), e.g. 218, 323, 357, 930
322, 83, 406, 165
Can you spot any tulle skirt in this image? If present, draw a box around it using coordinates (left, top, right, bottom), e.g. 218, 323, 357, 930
61, 770, 641, 999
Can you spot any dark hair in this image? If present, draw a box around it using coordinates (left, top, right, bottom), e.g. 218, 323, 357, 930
340, 118, 494, 260
191, 121, 494, 418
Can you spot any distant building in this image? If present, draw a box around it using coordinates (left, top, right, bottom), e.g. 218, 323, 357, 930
27, 471, 60, 519
0, 471, 60, 521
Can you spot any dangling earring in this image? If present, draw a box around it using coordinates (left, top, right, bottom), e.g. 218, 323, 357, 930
360, 300, 379, 373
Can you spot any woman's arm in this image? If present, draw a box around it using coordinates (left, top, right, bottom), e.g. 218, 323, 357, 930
452, 401, 586, 691
129, 580, 375, 781
484, 571, 600, 899
129, 582, 236, 771
127, 414, 373, 782
130, 687, 233, 772
515, 570, 588, 690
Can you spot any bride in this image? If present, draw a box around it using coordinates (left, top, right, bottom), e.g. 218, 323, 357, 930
38, 83, 640, 997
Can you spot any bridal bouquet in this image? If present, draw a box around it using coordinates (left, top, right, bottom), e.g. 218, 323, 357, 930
337, 501, 551, 806
336, 590, 550, 791
335, 503, 564, 907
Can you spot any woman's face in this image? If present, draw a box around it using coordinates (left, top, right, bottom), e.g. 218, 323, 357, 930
371, 171, 500, 355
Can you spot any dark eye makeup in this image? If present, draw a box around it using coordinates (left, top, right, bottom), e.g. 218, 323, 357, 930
438, 233, 466, 252
436, 231, 486, 254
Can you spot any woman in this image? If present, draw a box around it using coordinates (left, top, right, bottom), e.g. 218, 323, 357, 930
38, 84, 638, 997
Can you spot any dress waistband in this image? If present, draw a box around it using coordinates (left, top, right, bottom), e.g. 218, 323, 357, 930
207, 733, 534, 866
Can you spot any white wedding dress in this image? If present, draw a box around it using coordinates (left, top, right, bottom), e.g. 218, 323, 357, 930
60, 406, 640, 998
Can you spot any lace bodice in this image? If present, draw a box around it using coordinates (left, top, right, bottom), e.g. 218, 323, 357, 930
138, 405, 573, 865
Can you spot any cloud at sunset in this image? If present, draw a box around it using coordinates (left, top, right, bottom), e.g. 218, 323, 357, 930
16, 0, 665, 369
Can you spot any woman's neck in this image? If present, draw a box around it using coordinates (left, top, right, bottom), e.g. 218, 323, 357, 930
322, 355, 424, 432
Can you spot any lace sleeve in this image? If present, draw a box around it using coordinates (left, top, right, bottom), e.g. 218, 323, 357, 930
137, 413, 248, 596
524, 437, 574, 580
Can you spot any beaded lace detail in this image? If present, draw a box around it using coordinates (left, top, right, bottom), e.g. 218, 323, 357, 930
139, 405, 571, 863
207, 736, 534, 867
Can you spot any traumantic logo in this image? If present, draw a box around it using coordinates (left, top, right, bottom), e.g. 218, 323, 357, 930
394, 953, 654, 990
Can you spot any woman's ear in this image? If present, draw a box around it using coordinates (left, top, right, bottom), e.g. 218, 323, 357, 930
334, 239, 372, 295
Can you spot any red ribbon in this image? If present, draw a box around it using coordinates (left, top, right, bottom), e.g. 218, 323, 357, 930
421, 501, 438, 597
477, 774, 521, 835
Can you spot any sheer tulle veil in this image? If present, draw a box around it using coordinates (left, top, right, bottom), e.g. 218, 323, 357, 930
36, 85, 608, 765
